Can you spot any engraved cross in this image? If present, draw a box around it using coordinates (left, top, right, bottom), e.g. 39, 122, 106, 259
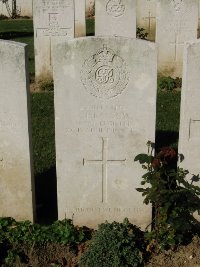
144, 11, 156, 35
83, 138, 126, 203
170, 35, 184, 61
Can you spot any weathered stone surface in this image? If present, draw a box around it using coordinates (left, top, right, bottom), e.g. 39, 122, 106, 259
0, 40, 35, 221
75, 0, 86, 37
95, 0, 136, 37
136, 0, 156, 41
53, 37, 157, 229
178, 40, 200, 221
33, 0, 74, 80
156, 0, 198, 77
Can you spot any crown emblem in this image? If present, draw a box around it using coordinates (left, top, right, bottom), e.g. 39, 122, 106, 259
94, 45, 114, 64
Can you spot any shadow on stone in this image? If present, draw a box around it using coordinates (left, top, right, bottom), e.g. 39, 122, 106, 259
155, 130, 179, 150
35, 166, 58, 224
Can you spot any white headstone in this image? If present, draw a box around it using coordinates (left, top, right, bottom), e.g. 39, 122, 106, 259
136, 0, 156, 41
156, 0, 198, 77
95, 0, 136, 37
75, 0, 86, 37
53, 37, 157, 229
178, 40, 200, 220
0, 40, 35, 221
33, 0, 74, 80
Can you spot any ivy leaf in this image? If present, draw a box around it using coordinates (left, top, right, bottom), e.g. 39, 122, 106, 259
136, 188, 146, 192
191, 174, 200, 183
134, 154, 153, 164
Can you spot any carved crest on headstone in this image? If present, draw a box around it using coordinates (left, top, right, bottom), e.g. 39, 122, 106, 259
106, 0, 125, 17
171, 0, 183, 12
80, 45, 129, 99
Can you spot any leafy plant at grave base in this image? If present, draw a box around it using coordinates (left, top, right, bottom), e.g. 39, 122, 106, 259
0, 218, 92, 265
174, 77, 182, 89
157, 76, 176, 91
134, 141, 200, 253
157, 76, 182, 91
136, 27, 148, 40
39, 79, 54, 92
79, 218, 147, 267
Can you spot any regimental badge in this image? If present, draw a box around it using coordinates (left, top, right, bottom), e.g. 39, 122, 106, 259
171, 0, 183, 12
80, 45, 129, 99
106, 0, 125, 18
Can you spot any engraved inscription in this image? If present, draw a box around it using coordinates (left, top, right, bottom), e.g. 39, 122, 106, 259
66, 207, 142, 213
106, 0, 125, 17
143, 11, 156, 35
36, 13, 72, 37
65, 105, 134, 135
36, 0, 72, 11
81, 45, 129, 99
83, 138, 126, 203
171, 0, 183, 12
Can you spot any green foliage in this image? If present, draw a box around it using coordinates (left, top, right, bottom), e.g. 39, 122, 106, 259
174, 77, 182, 88
31, 92, 55, 175
86, 18, 94, 36
39, 80, 54, 92
79, 218, 146, 267
158, 76, 182, 91
136, 27, 148, 40
135, 142, 200, 252
0, 218, 91, 266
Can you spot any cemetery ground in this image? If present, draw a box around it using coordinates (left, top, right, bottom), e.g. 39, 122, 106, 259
0, 17, 200, 267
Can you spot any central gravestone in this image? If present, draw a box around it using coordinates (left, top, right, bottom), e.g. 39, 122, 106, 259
33, 0, 74, 80
53, 37, 157, 229
95, 0, 136, 37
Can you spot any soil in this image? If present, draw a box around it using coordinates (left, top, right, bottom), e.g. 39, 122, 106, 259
145, 236, 200, 267
1, 236, 200, 267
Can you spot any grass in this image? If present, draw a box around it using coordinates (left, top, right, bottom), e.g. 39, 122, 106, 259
156, 91, 181, 149
0, 18, 182, 222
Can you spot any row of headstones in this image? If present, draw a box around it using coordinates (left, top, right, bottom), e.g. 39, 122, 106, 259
33, 0, 199, 81
0, 35, 199, 229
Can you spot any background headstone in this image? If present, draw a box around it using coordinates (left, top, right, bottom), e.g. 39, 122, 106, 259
53, 37, 157, 229
156, 0, 198, 77
0, 40, 35, 221
86, 0, 95, 17
75, 0, 86, 37
33, 0, 74, 81
178, 39, 200, 221
95, 0, 136, 37
0, 0, 32, 17
136, 0, 156, 41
